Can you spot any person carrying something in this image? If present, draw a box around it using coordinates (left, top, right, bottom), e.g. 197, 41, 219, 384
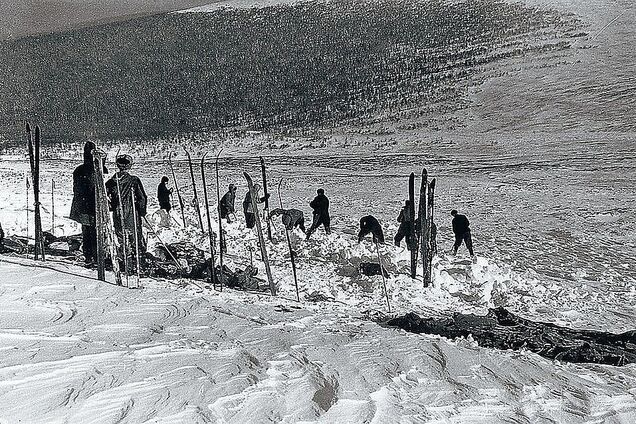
451, 209, 474, 257
269, 208, 306, 233
242, 183, 269, 229
305, 188, 331, 239
157, 176, 172, 228
394, 200, 415, 247
358, 215, 385, 244
69, 141, 107, 265
220, 183, 238, 223
105, 155, 148, 270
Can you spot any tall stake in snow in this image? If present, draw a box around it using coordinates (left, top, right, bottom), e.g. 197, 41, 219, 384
168, 152, 186, 226
92, 149, 121, 285
131, 190, 141, 288
26, 175, 29, 256
260, 157, 272, 241
200, 153, 219, 289
424, 178, 436, 286
375, 241, 391, 313
408, 172, 416, 278
183, 148, 204, 232
215, 149, 225, 281
114, 169, 129, 287
278, 179, 300, 302
244, 172, 275, 296
26, 123, 45, 260
51, 179, 55, 236
418, 168, 428, 285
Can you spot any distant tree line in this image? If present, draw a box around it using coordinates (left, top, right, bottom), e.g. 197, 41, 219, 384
0, 0, 580, 145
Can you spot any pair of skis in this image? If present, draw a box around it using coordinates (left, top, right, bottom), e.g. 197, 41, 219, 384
26, 123, 45, 260
408, 168, 436, 286
176, 149, 225, 289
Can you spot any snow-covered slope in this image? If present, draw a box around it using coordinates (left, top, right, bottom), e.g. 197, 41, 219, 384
2, 255, 636, 423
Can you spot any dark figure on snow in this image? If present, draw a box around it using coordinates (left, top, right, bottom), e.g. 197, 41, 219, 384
157, 176, 172, 228
394, 200, 415, 247
270, 208, 306, 233
0, 222, 4, 252
69, 141, 107, 264
220, 184, 238, 223
157, 176, 172, 212
358, 215, 385, 244
451, 209, 474, 256
305, 188, 331, 239
242, 184, 269, 229
105, 155, 148, 268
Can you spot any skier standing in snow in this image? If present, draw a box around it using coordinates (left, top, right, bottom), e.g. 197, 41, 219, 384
358, 215, 385, 244
394, 200, 414, 247
451, 209, 474, 257
270, 208, 306, 233
220, 183, 238, 223
305, 188, 331, 239
157, 176, 172, 227
242, 183, 269, 229
105, 155, 148, 267
70, 141, 107, 265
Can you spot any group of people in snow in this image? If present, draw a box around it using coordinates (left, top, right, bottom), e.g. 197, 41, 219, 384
70, 143, 147, 267
67, 142, 474, 269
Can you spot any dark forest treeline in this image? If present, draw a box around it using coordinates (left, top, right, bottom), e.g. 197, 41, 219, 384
0, 0, 580, 144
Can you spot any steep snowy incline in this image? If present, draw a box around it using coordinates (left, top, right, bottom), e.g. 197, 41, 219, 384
2, 257, 636, 423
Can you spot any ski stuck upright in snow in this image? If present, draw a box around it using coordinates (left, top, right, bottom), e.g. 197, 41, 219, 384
26, 123, 45, 261
244, 171, 275, 296
200, 153, 219, 290
92, 149, 122, 286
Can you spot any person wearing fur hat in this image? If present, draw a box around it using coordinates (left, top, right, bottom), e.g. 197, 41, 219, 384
242, 183, 269, 229
70, 141, 108, 264
220, 183, 238, 223
105, 155, 148, 269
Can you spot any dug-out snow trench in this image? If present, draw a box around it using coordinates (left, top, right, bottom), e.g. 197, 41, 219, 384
387, 307, 636, 366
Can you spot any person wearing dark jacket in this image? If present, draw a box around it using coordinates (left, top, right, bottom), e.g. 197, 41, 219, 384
69, 141, 107, 264
157, 176, 172, 212
394, 200, 414, 247
220, 184, 237, 223
270, 208, 306, 233
242, 184, 268, 229
157, 176, 172, 228
105, 155, 148, 268
358, 215, 385, 244
305, 188, 331, 239
451, 209, 474, 256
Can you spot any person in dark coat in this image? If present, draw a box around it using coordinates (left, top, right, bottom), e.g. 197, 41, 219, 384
270, 208, 306, 233
394, 200, 414, 247
157, 176, 172, 212
305, 188, 331, 239
358, 215, 385, 244
220, 184, 237, 223
242, 184, 268, 229
69, 141, 107, 264
451, 209, 474, 256
105, 155, 148, 268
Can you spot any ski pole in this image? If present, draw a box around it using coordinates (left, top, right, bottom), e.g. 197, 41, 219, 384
375, 241, 391, 313
142, 216, 184, 272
